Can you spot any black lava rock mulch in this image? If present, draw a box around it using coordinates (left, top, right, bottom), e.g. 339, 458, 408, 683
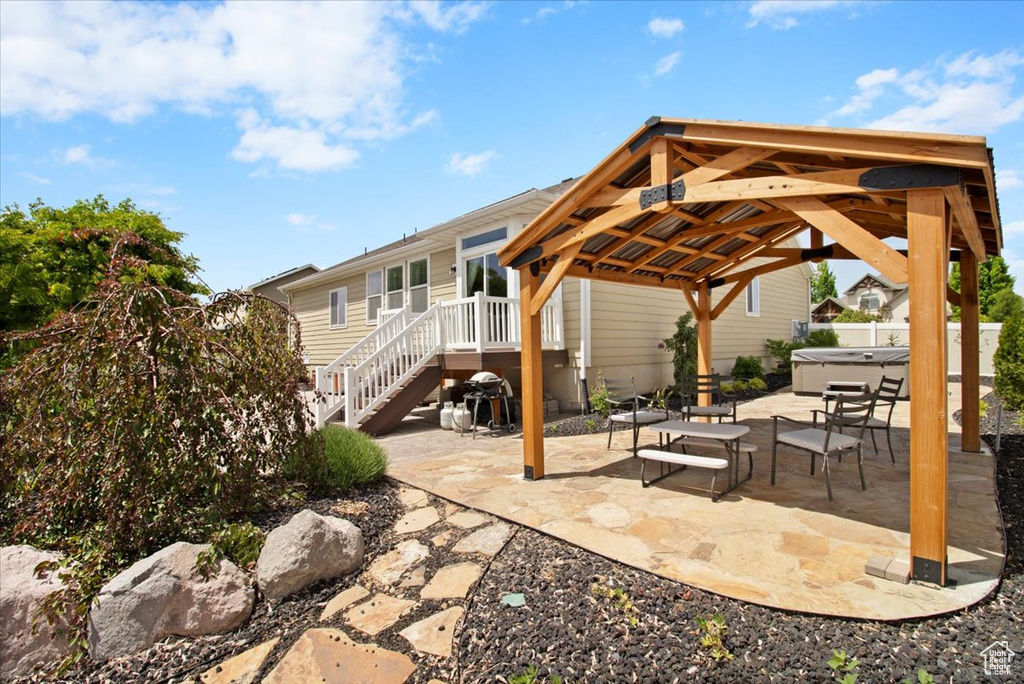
458, 430, 1024, 683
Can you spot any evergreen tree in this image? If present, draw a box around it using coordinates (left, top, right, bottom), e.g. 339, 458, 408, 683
948, 256, 1017, 320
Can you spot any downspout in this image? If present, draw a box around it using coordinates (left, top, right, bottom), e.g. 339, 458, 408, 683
579, 279, 592, 414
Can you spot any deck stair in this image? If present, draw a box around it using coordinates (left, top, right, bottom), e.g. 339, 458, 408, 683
314, 293, 564, 434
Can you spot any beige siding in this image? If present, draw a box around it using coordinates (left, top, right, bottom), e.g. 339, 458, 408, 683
710, 257, 810, 374
291, 246, 457, 366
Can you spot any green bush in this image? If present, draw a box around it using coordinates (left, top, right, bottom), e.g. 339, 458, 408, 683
731, 356, 764, 380
766, 338, 804, 372
806, 328, 841, 347
319, 425, 388, 490
748, 377, 768, 392
662, 313, 698, 385
198, 521, 266, 575
834, 309, 881, 323
994, 313, 1024, 410
720, 382, 734, 394
589, 372, 611, 417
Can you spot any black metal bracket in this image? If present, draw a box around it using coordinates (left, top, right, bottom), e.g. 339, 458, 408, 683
629, 118, 687, 154
911, 555, 948, 586
523, 465, 536, 481
529, 261, 541, 277
706, 277, 726, 290
639, 180, 686, 209
800, 245, 837, 262
858, 164, 962, 191
510, 245, 544, 270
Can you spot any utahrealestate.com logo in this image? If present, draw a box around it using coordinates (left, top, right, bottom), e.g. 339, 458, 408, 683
981, 640, 1016, 676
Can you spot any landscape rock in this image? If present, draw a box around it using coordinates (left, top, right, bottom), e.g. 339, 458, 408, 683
198, 637, 278, 684
263, 628, 416, 684
452, 523, 514, 557
0, 545, 71, 679
345, 594, 418, 636
366, 540, 430, 587
257, 509, 364, 600
399, 606, 465, 657
88, 542, 253, 661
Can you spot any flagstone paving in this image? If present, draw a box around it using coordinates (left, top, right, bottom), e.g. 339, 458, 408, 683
262, 629, 416, 684
198, 637, 278, 684
380, 385, 1004, 621
420, 562, 484, 600
344, 594, 418, 636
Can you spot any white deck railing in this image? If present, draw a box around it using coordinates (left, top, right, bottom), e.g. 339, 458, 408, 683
314, 294, 563, 427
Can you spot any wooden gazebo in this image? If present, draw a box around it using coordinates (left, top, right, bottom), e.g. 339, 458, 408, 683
498, 118, 1003, 587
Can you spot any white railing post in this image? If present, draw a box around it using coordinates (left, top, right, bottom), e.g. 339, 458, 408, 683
343, 367, 355, 428
474, 291, 486, 352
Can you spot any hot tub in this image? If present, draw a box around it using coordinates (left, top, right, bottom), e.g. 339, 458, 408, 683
791, 347, 910, 398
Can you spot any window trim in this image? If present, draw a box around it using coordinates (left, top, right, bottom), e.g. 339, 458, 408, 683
385, 262, 405, 311
329, 286, 348, 329
407, 255, 430, 313
365, 270, 383, 325
745, 276, 760, 317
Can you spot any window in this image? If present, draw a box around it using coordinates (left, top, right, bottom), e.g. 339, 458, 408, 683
386, 264, 404, 310
745, 276, 760, 316
464, 253, 508, 297
461, 226, 507, 251
860, 293, 881, 311
366, 271, 383, 324
329, 287, 347, 328
409, 257, 429, 313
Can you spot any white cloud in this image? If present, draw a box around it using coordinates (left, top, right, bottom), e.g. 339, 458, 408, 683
998, 168, 1024, 190
647, 18, 684, 39
0, 1, 484, 173
284, 212, 336, 232
747, 1, 858, 30
831, 50, 1024, 134
522, 1, 582, 26
15, 171, 50, 184
653, 51, 682, 77
63, 144, 91, 164
1004, 220, 1024, 237
406, 0, 489, 33
447, 150, 496, 176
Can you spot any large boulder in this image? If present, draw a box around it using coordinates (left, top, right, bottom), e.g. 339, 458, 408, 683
88, 542, 254, 660
0, 545, 71, 679
256, 510, 364, 600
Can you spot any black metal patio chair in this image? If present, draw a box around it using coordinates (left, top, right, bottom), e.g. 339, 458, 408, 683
603, 377, 668, 456
679, 374, 736, 423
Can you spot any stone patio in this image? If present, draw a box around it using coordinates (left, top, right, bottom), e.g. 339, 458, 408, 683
379, 385, 1004, 621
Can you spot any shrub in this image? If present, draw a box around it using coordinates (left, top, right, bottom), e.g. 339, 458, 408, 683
748, 377, 768, 392
994, 312, 1024, 411
589, 372, 611, 417
0, 245, 322, 664
663, 313, 698, 385
720, 382, 734, 394
319, 425, 388, 490
198, 522, 266, 575
834, 309, 881, 323
731, 356, 764, 380
806, 328, 841, 347
766, 338, 804, 372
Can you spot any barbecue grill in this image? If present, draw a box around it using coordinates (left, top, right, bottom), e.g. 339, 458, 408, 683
461, 371, 517, 437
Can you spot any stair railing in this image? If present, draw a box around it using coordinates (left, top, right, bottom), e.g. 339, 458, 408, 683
343, 303, 444, 427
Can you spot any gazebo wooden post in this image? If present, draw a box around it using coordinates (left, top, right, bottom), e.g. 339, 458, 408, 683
907, 188, 951, 586
959, 250, 981, 453
696, 282, 712, 408
519, 264, 545, 480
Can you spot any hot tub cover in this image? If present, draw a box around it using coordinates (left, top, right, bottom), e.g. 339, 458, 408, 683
791, 346, 910, 365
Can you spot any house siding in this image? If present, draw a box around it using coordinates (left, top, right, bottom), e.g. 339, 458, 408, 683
292, 246, 456, 366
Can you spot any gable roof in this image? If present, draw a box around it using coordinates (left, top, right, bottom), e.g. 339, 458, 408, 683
498, 117, 1002, 294
843, 272, 908, 295
812, 296, 848, 313
248, 264, 320, 290
281, 178, 579, 293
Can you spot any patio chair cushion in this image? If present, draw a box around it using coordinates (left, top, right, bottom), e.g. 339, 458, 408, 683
864, 416, 888, 429
610, 410, 666, 425
684, 406, 732, 416
776, 428, 860, 453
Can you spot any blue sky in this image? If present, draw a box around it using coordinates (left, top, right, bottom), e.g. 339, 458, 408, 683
2, 0, 1022, 296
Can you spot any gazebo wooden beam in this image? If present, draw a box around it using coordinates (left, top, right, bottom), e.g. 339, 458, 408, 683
907, 187, 951, 586
960, 250, 981, 452
519, 265, 545, 481
535, 202, 652, 261
943, 184, 986, 260
717, 256, 804, 284
540, 262, 693, 290
776, 197, 909, 283
711, 272, 756, 320
530, 243, 582, 316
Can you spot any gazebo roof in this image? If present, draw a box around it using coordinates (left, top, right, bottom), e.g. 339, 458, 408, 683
498, 117, 1002, 292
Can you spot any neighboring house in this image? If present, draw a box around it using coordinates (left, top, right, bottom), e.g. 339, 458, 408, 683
840, 273, 909, 322
248, 264, 321, 306
281, 180, 811, 434
811, 296, 848, 323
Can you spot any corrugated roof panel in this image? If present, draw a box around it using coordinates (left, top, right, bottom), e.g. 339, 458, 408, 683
649, 251, 687, 269
644, 215, 689, 240
582, 233, 617, 255
612, 242, 654, 262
